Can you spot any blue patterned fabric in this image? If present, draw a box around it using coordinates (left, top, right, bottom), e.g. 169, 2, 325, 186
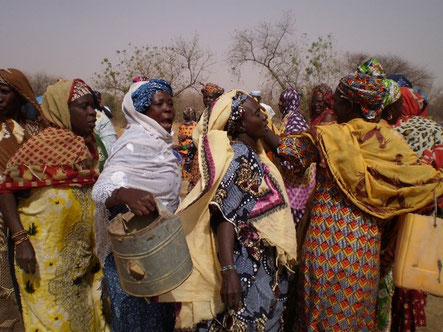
203, 142, 289, 331
131, 79, 173, 113
103, 255, 176, 332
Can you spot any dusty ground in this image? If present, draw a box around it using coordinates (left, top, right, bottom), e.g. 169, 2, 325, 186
418, 295, 443, 331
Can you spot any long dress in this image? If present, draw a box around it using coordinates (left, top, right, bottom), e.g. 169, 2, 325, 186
14, 186, 105, 331
278, 136, 382, 331
201, 142, 289, 332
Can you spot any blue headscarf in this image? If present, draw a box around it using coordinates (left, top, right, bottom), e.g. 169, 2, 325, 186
131, 79, 173, 113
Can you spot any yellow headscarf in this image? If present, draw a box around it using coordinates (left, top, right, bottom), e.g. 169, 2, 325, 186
315, 118, 443, 219
41, 80, 74, 130
160, 90, 297, 328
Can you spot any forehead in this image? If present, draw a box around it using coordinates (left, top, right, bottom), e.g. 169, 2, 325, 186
152, 90, 171, 100
242, 96, 260, 112
69, 93, 93, 106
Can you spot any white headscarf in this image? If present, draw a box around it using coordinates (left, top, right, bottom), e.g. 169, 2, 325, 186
92, 81, 181, 265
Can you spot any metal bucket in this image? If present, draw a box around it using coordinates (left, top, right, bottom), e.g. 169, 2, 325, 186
108, 203, 193, 297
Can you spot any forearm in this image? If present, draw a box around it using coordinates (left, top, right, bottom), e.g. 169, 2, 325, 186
216, 221, 236, 267
0, 193, 24, 234
262, 129, 281, 153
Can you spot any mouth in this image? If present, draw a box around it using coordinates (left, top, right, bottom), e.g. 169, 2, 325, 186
161, 118, 173, 131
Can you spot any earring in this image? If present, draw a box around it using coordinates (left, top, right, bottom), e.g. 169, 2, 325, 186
387, 112, 393, 120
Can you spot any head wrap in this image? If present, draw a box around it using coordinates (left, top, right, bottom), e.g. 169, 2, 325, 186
41, 79, 93, 130
200, 82, 224, 95
280, 87, 301, 116
183, 107, 196, 121
132, 76, 150, 83
337, 72, 389, 121
357, 58, 401, 109
309, 84, 333, 119
387, 74, 412, 88
226, 92, 248, 136
387, 73, 429, 118
0, 68, 42, 112
131, 78, 173, 113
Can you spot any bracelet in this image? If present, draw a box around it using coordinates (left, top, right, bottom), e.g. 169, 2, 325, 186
11, 230, 28, 241
14, 235, 29, 246
220, 264, 236, 272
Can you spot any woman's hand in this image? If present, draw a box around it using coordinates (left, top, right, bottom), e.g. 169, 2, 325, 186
15, 240, 37, 274
110, 188, 157, 216
220, 269, 243, 310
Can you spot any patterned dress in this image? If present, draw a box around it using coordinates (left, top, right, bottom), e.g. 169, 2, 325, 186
201, 142, 289, 332
278, 136, 382, 331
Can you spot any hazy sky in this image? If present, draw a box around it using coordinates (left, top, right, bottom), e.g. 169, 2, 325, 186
1, 0, 442, 93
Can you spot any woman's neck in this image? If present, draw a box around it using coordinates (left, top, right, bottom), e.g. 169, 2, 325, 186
234, 133, 259, 152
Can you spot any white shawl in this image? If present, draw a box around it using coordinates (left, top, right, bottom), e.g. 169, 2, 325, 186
92, 82, 181, 265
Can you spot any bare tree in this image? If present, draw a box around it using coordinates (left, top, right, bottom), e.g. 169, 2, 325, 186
26, 72, 59, 96
227, 15, 338, 98
93, 35, 214, 97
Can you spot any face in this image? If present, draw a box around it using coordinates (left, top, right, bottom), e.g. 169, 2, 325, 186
278, 92, 287, 113
69, 94, 97, 137
202, 91, 220, 108
332, 89, 354, 124
144, 91, 175, 132
384, 96, 403, 125
311, 93, 326, 114
0, 84, 21, 119
240, 97, 268, 140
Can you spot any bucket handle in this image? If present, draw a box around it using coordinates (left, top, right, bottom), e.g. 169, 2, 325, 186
121, 211, 135, 232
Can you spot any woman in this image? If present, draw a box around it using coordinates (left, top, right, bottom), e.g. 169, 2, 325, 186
384, 74, 442, 332
159, 90, 298, 331
276, 87, 316, 227
183, 82, 225, 192
0, 79, 105, 331
92, 79, 180, 331
177, 107, 197, 179
0, 68, 45, 331
263, 72, 443, 331
309, 83, 336, 127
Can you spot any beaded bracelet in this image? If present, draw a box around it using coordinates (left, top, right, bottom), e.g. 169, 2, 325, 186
11, 229, 27, 241
14, 235, 29, 246
220, 264, 236, 272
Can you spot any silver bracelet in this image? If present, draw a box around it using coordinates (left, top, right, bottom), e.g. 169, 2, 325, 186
220, 264, 236, 272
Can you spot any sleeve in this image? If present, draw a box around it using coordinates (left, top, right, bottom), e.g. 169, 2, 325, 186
95, 115, 117, 155
277, 135, 319, 176
209, 144, 263, 229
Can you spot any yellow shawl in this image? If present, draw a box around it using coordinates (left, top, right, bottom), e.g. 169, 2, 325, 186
315, 118, 443, 219
159, 90, 297, 328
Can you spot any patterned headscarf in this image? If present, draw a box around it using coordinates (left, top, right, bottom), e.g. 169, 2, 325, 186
70, 79, 93, 103
226, 92, 247, 136
387, 74, 412, 88
132, 76, 150, 83
337, 72, 389, 121
200, 82, 224, 95
131, 78, 173, 113
357, 57, 401, 108
309, 84, 334, 120
183, 107, 196, 121
280, 87, 301, 117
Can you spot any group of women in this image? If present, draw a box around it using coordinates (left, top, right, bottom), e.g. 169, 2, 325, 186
0, 57, 441, 332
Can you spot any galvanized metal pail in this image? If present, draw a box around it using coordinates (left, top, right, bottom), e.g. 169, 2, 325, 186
108, 203, 193, 297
